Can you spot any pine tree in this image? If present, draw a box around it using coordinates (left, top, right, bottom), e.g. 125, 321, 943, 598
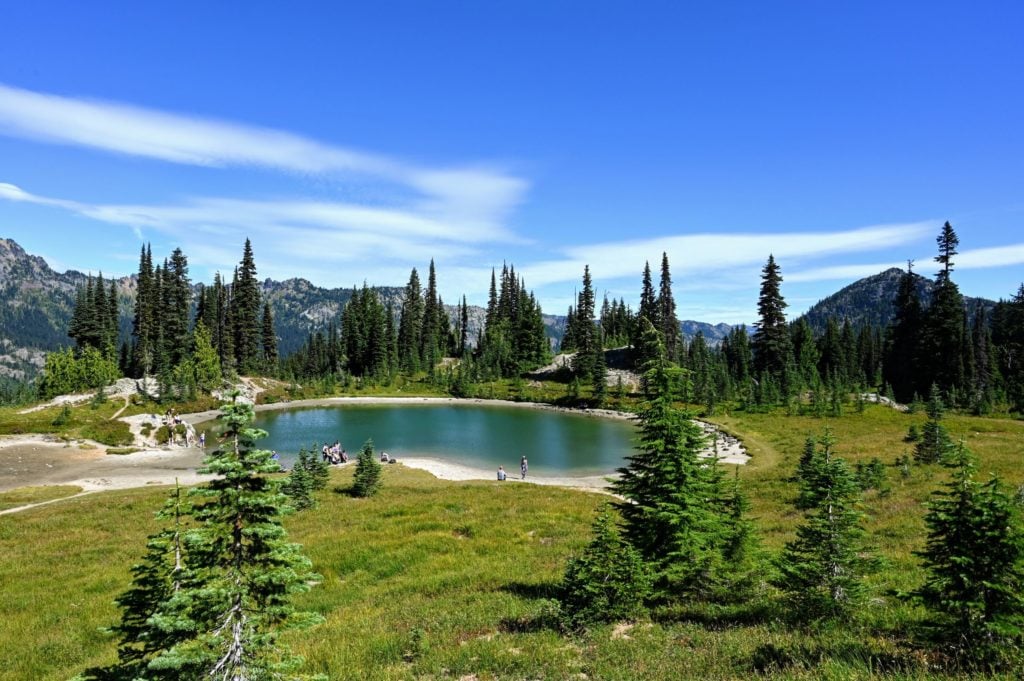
397, 268, 423, 374
657, 252, 681, 361
633, 261, 660, 365
612, 331, 726, 594
139, 395, 321, 678
919, 222, 967, 398
752, 255, 793, 387
915, 383, 953, 464
352, 439, 383, 498
559, 506, 652, 631
883, 262, 923, 403
231, 239, 262, 374
775, 430, 873, 619
83, 483, 192, 680
914, 442, 1024, 664
459, 295, 469, 356
165, 248, 191, 368
261, 301, 278, 370
570, 266, 598, 380
190, 321, 222, 392
283, 448, 315, 510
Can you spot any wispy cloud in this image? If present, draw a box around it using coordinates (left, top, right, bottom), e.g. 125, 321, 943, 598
0, 182, 494, 268
0, 83, 528, 243
518, 222, 937, 288
957, 243, 1024, 270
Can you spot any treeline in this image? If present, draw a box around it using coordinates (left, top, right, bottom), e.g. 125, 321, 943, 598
558, 221, 1024, 414
282, 260, 549, 390
40, 239, 275, 400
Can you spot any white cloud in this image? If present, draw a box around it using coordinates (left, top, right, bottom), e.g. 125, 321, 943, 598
517, 222, 936, 288
0, 83, 528, 244
956, 243, 1024, 270
786, 261, 905, 283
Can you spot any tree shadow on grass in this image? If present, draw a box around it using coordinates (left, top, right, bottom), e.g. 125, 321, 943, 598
499, 581, 561, 601
749, 640, 930, 677
498, 581, 563, 633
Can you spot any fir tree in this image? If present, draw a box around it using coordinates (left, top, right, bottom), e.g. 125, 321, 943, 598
775, 430, 873, 619
915, 383, 953, 464
612, 330, 726, 594
140, 395, 321, 678
164, 248, 191, 368
261, 301, 278, 370
657, 252, 681, 361
190, 321, 222, 392
397, 268, 423, 374
283, 449, 316, 510
633, 261, 660, 365
920, 223, 967, 398
352, 439, 383, 498
231, 239, 263, 374
83, 483, 193, 680
884, 261, 923, 403
559, 506, 652, 631
752, 255, 793, 387
914, 442, 1024, 665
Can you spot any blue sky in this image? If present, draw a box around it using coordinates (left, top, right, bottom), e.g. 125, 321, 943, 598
1, 1, 1022, 323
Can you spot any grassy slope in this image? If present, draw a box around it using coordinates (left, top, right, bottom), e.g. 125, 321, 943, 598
0, 404, 1022, 679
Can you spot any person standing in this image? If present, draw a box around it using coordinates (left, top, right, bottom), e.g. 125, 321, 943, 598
520, 456, 528, 480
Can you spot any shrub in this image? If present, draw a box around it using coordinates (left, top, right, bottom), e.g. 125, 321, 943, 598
352, 439, 382, 498
81, 420, 133, 447
559, 505, 651, 631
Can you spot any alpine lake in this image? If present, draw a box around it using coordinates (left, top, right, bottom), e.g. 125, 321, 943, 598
215, 402, 638, 476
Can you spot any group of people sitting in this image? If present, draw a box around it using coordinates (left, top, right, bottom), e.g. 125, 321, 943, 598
321, 441, 348, 464
379, 451, 397, 464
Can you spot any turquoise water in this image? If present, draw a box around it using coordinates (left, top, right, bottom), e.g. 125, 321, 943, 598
224, 404, 636, 476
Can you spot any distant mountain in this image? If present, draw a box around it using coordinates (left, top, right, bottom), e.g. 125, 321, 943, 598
799, 267, 996, 332
7, 238, 998, 381
0, 238, 537, 375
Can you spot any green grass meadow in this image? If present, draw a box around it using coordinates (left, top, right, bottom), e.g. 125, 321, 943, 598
1, 402, 1023, 679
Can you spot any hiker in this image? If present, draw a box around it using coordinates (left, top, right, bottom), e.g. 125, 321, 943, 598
199, 432, 206, 448
520, 456, 528, 480
497, 465, 507, 481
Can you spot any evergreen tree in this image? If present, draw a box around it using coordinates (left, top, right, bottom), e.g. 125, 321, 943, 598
633, 261, 660, 365
164, 248, 191, 368
139, 395, 320, 678
231, 239, 263, 374
612, 331, 727, 594
657, 252, 681, 361
752, 255, 793, 387
914, 442, 1024, 664
920, 223, 967, 398
261, 301, 278, 370
190, 321, 222, 392
775, 430, 873, 619
559, 506, 652, 631
915, 383, 953, 464
883, 261, 923, 403
131, 244, 156, 377
992, 284, 1024, 412
420, 259, 445, 370
352, 439, 383, 498
459, 295, 469, 356
283, 449, 315, 511
569, 266, 599, 380
397, 268, 423, 374
83, 483, 192, 680
87, 398, 320, 679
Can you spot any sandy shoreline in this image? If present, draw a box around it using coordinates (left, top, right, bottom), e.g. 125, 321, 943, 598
0, 396, 748, 512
